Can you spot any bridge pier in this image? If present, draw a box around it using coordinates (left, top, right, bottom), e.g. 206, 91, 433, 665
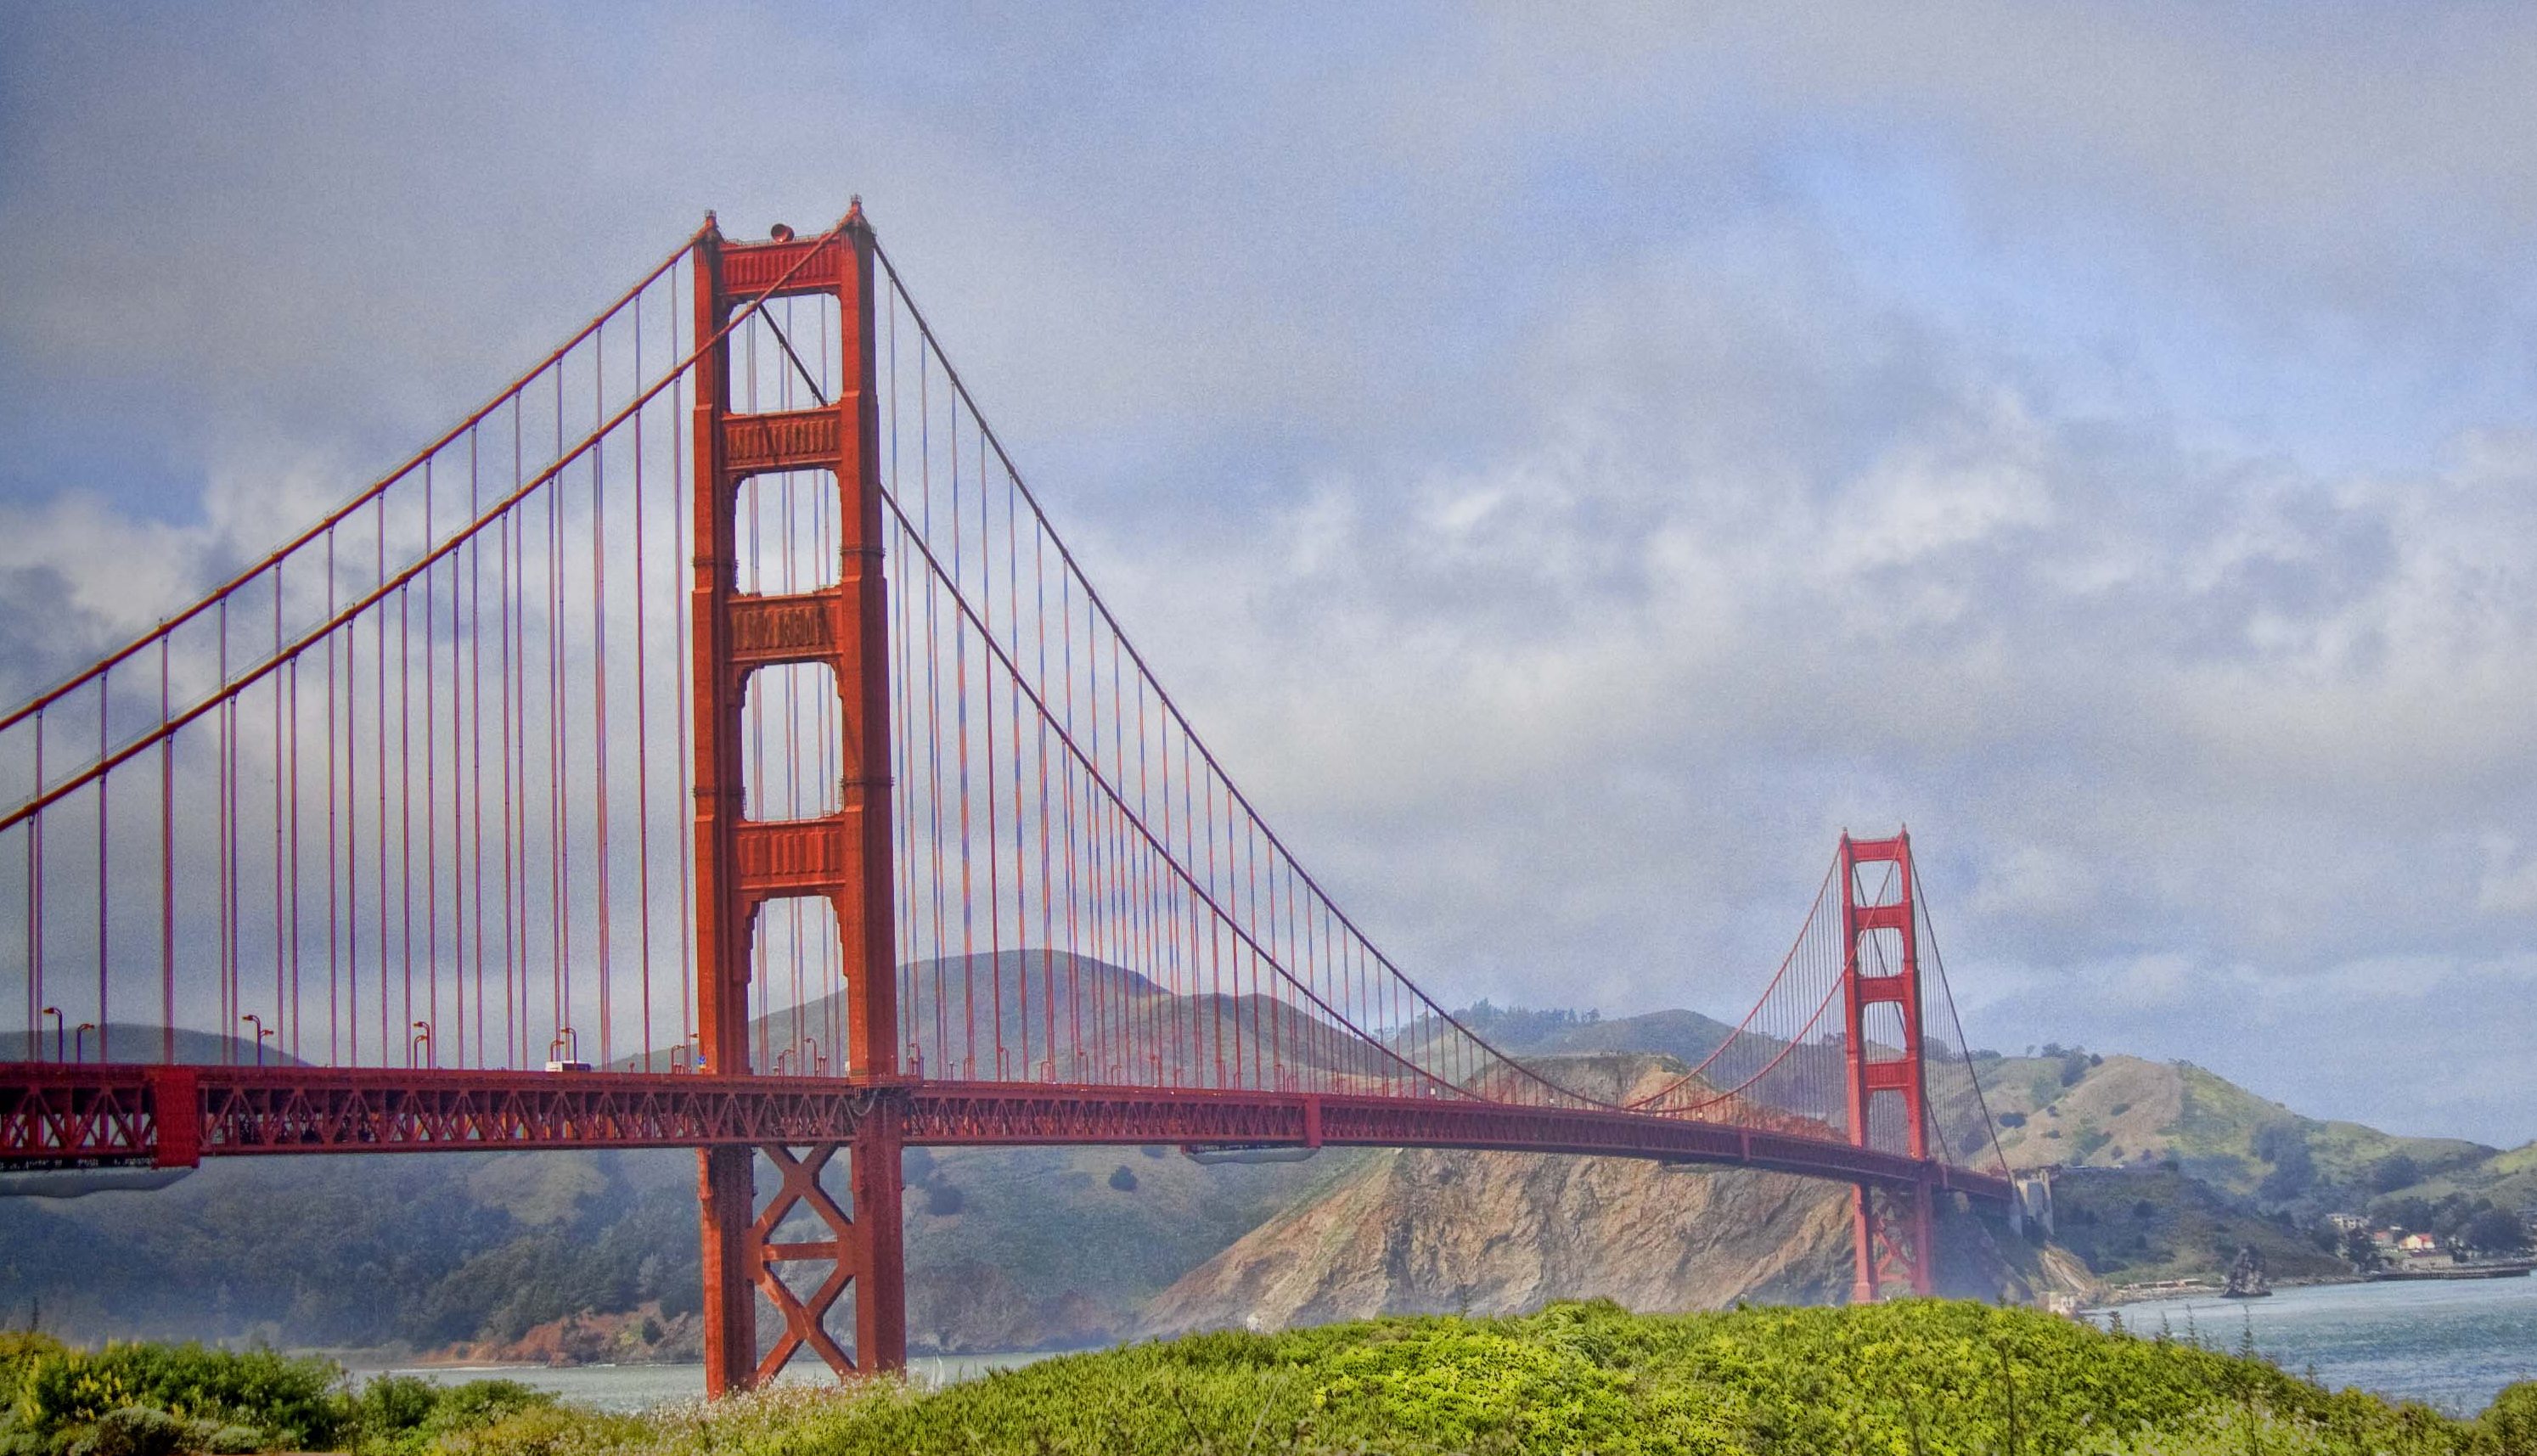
1850, 1177, 1937, 1302
698, 1145, 757, 1386
696, 1111, 907, 1397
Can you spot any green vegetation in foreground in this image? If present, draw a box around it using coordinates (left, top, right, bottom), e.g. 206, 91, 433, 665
25, 1301, 2537, 1456
0, 1333, 552, 1456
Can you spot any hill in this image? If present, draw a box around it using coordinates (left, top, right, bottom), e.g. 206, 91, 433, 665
2040, 1165, 2350, 1285
1972, 1049, 2494, 1211
0, 991, 1347, 1357
0, 1025, 307, 1066
8, 983, 2528, 1353
1138, 1052, 2067, 1337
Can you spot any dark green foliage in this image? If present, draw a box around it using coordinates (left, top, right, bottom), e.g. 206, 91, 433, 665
2371, 1191, 2529, 1252
352, 1375, 442, 1436
84, 1408, 183, 1456
2253, 1122, 2317, 1203
412, 1381, 548, 1434
409, 1234, 634, 1346
2373, 1152, 2424, 1193
4, 1339, 344, 1450
1106, 1166, 1139, 1193
0, 1335, 548, 1456
2460, 1206, 2530, 1256
352, 1377, 553, 1454
2482, 1381, 2537, 1453
2049, 1167, 2349, 1282
0, 1151, 706, 1353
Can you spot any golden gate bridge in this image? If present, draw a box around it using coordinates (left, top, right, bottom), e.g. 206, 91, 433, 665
0, 205, 2011, 1393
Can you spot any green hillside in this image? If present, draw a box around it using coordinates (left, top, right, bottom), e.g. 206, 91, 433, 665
1973, 1049, 2494, 1211
2407, 1139, 2537, 1211
2042, 1166, 2348, 1285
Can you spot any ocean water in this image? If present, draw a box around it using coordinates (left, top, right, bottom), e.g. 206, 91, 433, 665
2087, 1276, 2537, 1417
380, 1350, 1050, 1411
384, 1277, 2537, 1420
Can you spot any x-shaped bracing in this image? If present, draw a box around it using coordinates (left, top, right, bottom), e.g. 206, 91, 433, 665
751, 1144, 860, 1383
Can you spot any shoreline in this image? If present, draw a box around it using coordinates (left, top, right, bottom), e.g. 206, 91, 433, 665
2082, 1272, 2365, 1309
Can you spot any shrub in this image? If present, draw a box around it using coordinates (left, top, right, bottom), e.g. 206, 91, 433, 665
2481, 1381, 2537, 1453
433, 1403, 646, 1456
8, 1343, 342, 1452
87, 1408, 183, 1456
352, 1375, 440, 1436
420, 1380, 554, 1438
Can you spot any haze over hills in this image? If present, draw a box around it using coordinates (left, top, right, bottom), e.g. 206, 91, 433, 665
3, 973, 2529, 1357
0, 1026, 307, 1066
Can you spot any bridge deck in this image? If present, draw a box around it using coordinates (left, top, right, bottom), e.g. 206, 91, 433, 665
0, 1062, 2007, 1203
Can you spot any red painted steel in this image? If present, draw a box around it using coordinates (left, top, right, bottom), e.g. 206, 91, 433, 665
689, 206, 903, 1391
0, 207, 2019, 1397
1840, 830, 1936, 1301
0, 1063, 2009, 1204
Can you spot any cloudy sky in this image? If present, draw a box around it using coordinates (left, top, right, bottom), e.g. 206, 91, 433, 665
4, 4, 2534, 1144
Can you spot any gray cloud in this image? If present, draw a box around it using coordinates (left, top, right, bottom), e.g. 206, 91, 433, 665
3, 3, 2534, 1141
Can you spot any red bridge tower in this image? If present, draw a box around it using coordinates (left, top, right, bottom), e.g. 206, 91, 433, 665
690, 208, 908, 1392
1840, 829, 1936, 1301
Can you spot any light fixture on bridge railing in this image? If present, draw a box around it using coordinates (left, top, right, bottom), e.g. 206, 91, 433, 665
239, 1014, 273, 1068
547, 1027, 591, 1073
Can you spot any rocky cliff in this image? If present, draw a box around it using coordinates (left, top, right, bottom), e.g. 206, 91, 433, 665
1140, 1054, 2056, 1337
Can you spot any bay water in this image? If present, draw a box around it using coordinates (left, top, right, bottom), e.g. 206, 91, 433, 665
2085, 1275, 2536, 1417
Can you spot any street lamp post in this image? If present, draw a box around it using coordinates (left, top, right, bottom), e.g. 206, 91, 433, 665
41, 1006, 64, 1062
239, 1014, 271, 1067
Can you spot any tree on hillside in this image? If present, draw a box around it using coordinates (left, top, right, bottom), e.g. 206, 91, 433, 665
2371, 1195, 2437, 1234
2252, 1123, 2315, 1204
2337, 1227, 2382, 1269
2459, 1206, 2530, 1257
2368, 1153, 2421, 1193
